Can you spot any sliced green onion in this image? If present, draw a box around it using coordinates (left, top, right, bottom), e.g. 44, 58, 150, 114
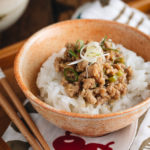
87, 51, 101, 57
116, 70, 124, 77
64, 68, 78, 82
114, 57, 125, 63
103, 48, 119, 52
100, 36, 119, 52
86, 44, 102, 58
103, 68, 106, 74
108, 75, 117, 82
102, 35, 107, 43
100, 35, 107, 49
76, 40, 84, 52
68, 50, 78, 58
112, 57, 116, 64
80, 41, 104, 63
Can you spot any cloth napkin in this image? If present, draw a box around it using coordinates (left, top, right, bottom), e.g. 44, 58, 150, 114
72, 0, 150, 35
2, 0, 150, 150
2, 100, 150, 150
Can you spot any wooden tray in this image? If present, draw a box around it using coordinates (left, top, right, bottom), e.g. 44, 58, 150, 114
0, 1, 150, 149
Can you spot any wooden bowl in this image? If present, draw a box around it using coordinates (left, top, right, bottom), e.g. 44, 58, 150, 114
14, 19, 150, 136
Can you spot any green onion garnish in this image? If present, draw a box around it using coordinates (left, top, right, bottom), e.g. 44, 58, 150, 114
100, 36, 119, 52
100, 35, 107, 49
104, 48, 119, 52
116, 70, 124, 77
114, 57, 125, 63
76, 40, 84, 52
103, 35, 107, 42
64, 68, 78, 82
108, 75, 118, 82
68, 50, 78, 58
108, 70, 124, 82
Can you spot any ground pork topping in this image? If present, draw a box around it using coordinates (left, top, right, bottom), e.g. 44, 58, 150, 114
55, 37, 133, 105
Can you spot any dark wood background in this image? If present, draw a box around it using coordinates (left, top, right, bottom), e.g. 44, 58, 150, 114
0, 0, 132, 49
0, 0, 53, 49
0, 0, 94, 49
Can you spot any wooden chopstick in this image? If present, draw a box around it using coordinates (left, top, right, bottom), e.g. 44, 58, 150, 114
0, 92, 42, 150
128, 0, 150, 12
0, 78, 50, 150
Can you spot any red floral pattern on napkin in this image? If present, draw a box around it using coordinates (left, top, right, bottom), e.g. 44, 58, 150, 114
53, 131, 114, 150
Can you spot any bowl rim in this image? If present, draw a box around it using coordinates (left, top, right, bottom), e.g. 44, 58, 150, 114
14, 19, 150, 119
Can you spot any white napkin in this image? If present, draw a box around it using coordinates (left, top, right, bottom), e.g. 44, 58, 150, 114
130, 110, 150, 150
2, 101, 150, 150
72, 0, 150, 35
2, 100, 138, 150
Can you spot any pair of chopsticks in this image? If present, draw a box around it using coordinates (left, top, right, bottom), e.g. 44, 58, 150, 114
0, 68, 50, 150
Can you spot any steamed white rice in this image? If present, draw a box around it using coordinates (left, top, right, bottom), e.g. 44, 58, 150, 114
36, 44, 150, 114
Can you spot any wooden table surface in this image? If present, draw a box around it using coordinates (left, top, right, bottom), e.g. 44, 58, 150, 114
0, 0, 150, 149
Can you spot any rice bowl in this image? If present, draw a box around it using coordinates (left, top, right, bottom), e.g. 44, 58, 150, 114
14, 19, 150, 136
